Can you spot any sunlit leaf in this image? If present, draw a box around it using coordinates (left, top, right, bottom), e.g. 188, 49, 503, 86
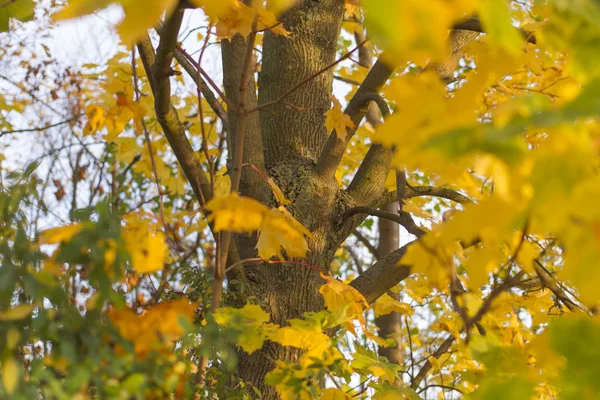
1, 357, 19, 394
0, 304, 35, 321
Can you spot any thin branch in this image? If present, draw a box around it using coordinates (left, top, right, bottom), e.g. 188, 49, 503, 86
345, 206, 426, 238
137, 23, 211, 207
316, 55, 396, 180
352, 229, 380, 260
176, 43, 236, 112
171, 44, 230, 131
377, 185, 473, 208
452, 17, 536, 44
214, 20, 258, 311
411, 334, 456, 389
0, 115, 82, 136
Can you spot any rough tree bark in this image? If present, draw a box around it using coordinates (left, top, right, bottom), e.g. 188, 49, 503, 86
233, 1, 347, 396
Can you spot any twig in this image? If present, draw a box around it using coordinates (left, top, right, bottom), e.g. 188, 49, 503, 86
345, 206, 426, 239
352, 229, 380, 260
0, 115, 83, 137
213, 20, 258, 312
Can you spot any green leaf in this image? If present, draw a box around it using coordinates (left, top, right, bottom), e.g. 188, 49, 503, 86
548, 316, 600, 399
0, 0, 35, 32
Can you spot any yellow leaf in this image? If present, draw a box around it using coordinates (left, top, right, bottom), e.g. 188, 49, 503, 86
320, 388, 352, 400
256, 207, 311, 259
364, 0, 476, 66
119, 0, 179, 45
256, 7, 289, 36
109, 298, 197, 358
324, 96, 355, 140
319, 273, 368, 333
214, 169, 231, 198
82, 104, 106, 136
39, 223, 83, 244
214, 304, 276, 354
206, 193, 269, 232
104, 104, 134, 142
428, 356, 441, 373
267, 0, 298, 15
270, 316, 330, 356
267, 177, 291, 205
53, 0, 112, 20
385, 170, 396, 192
122, 216, 167, 274
113, 137, 141, 164
192, 0, 254, 37
5, 329, 20, 350
372, 293, 412, 317
477, 0, 522, 56
1, 357, 19, 394
463, 247, 502, 288
0, 304, 35, 321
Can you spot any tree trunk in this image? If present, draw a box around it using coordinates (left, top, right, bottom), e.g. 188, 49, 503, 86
232, 1, 346, 397
375, 203, 404, 366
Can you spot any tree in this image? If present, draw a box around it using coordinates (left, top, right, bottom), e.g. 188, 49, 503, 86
2, 0, 600, 398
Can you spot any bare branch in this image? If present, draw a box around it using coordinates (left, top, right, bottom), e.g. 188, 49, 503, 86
376, 185, 473, 208
0, 115, 82, 137
215, 22, 259, 311
352, 229, 380, 260
349, 245, 410, 305
171, 45, 229, 133
137, 16, 211, 207
316, 56, 396, 180
345, 206, 426, 239
452, 17, 536, 44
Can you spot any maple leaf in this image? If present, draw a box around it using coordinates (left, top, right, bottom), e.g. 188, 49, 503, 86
372, 293, 413, 317
214, 304, 277, 354
122, 215, 167, 274
319, 273, 368, 334
0, 304, 35, 321
256, 207, 311, 259
324, 96, 355, 139
192, 0, 290, 38
108, 298, 197, 357
213, 169, 231, 198
54, 0, 179, 45
207, 194, 311, 259
39, 223, 83, 244
82, 105, 106, 137
206, 193, 269, 232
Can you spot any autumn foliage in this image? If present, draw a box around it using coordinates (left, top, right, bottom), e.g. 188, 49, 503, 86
2, 0, 600, 399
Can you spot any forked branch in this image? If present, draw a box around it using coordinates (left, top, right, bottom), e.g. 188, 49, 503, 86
137, 13, 211, 207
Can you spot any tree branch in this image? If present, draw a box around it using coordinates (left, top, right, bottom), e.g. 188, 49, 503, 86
376, 186, 473, 209
137, 14, 211, 207
316, 55, 396, 180
452, 17, 536, 44
345, 206, 426, 239
215, 22, 259, 311
171, 43, 229, 133
350, 245, 410, 305
352, 229, 380, 260
0, 115, 82, 136
411, 334, 456, 389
